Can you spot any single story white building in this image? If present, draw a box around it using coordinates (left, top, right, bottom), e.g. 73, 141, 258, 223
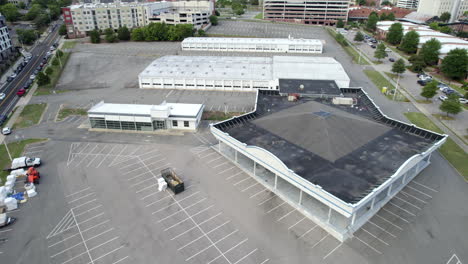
138, 55, 350, 91
181, 37, 323, 54
87, 101, 204, 132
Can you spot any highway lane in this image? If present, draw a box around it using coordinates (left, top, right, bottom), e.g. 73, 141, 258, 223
0, 23, 61, 117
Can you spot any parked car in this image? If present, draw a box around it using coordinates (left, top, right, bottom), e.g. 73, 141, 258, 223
46, 51, 51, 57
389, 58, 395, 62
418, 74, 432, 81
50, 46, 56, 51
437, 82, 449, 90
9, 73, 17, 78
444, 89, 456, 95
6, 76, 14, 82
417, 79, 429, 86
371, 45, 376, 48
459, 98, 468, 104
0, 93, 5, 100
2, 127, 11, 135
438, 95, 448, 101
440, 87, 450, 93
16, 89, 26, 97
33, 69, 39, 75
30, 74, 36, 80
0, 115, 7, 126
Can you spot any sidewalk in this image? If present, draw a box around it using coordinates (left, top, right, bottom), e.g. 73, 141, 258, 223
344, 32, 468, 153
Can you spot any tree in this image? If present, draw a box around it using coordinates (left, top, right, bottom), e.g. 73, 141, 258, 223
89, 30, 101, 44
34, 13, 51, 28
440, 26, 452, 34
366, 13, 379, 31
215, 10, 220, 16
104, 28, 117, 43
251, 0, 259, 5
399, 30, 419, 54
429, 22, 440, 30
17, 29, 37, 45
197, 29, 206, 37
335, 33, 348, 46
374, 43, 387, 61
117, 26, 130, 41
380, 13, 388, 21
420, 80, 438, 100
439, 94, 462, 117
381, 0, 393, 6
59, 24, 67, 35
386, 22, 403, 45
131, 27, 145, 41
356, 0, 366, 5
419, 38, 441, 65
17, 2, 26, 9
45, 67, 53, 75
24, 4, 43, 21
336, 19, 344, 28
52, 57, 59, 66
441, 48, 468, 80
387, 12, 395, 21
36, 72, 50, 86
354, 31, 364, 41
209, 15, 218, 25
409, 55, 426, 73
440, 12, 451, 22
56, 49, 63, 57
0, 3, 21, 22
144, 22, 168, 41
391, 58, 406, 75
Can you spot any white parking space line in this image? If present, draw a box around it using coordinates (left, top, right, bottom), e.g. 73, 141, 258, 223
178, 220, 230, 251
76, 212, 105, 225
259, 259, 270, 264
367, 220, 397, 238
399, 190, 428, 204
381, 208, 410, 223
405, 185, 432, 198
207, 156, 224, 163
171, 212, 222, 241
71, 199, 98, 210
130, 177, 153, 187
234, 177, 254, 186
218, 166, 236, 175
213, 161, 229, 169
411, 180, 438, 193
145, 194, 172, 207
388, 202, 416, 216
91, 246, 125, 263
135, 183, 157, 194
258, 195, 275, 206
150, 191, 199, 209
226, 171, 244, 180
241, 182, 259, 192
393, 196, 422, 210
75, 145, 99, 167
111, 256, 129, 264
108, 145, 128, 166
200, 152, 217, 159
298, 225, 318, 239
48, 233, 80, 248
152, 197, 206, 215
86, 146, 107, 167
266, 201, 286, 214
164, 206, 214, 231
361, 228, 389, 246
288, 216, 306, 230
232, 248, 258, 264
204, 230, 241, 263
374, 214, 403, 230
127, 171, 151, 181
66, 187, 91, 197
68, 193, 95, 204
323, 243, 342, 260
85, 228, 114, 243
96, 145, 117, 168
311, 234, 329, 249
354, 236, 382, 254
123, 165, 146, 175
50, 240, 84, 258
81, 220, 110, 233
277, 209, 296, 222
250, 189, 268, 198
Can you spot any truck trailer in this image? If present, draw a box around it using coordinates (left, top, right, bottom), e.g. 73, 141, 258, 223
6, 157, 41, 171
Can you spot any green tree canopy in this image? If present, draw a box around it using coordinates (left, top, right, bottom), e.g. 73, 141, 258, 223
380, 13, 388, 21
366, 13, 379, 31
34, 13, 51, 28
420, 80, 438, 100
24, 4, 43, 21
386, 22, 403, 45
335, 32, 348, 46
209, 15, 218, 25
356, 0, 366, 5
409, 54, 426, 73
400, 30, 419, 54
36, 72, 50, 86
354, 31, 364, 41
374, 43, 387, 61
439, 94, 463, 116
387, 12, 395, 21
17, 29, 38, 45
441, 48, 468, 80
89, 29, 101, 44
18, 2, 26, 9
104, 28, 117, 43
45, 67, 53, 75
55, 49, 63, 57
440, 26, 452, 34
419, 38, 441, 65
440, 12, 451, 22
197, 29, 206, 37
117, 26, 131, 41
381, 0, 393, 6
336, 19, 344, 28
131, 28, 145, 41
0, 3, 21, 22
429, 22, 440, 30
58, 24, 67, 35
391, 58, 406, 75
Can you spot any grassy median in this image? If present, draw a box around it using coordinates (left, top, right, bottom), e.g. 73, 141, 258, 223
35, 52, 71, 96
404, 112, 468, 180
202, 111, 245, 121
61, 41, 77, 50
0, 138, 47, 184
364, 70, 408, 102
57, 107, 87, 121
13, 103, 47, 129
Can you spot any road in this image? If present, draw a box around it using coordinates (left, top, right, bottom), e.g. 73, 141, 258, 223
0, 23, 61, 118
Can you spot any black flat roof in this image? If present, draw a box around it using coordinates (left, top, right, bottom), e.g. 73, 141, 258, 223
278, 79, 341, 96
215, 91, 441, 203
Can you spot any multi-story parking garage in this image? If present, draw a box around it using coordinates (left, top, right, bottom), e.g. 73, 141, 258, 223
139, 55, 350, 91
210, 87, 446, 241
181, 37, 323, 53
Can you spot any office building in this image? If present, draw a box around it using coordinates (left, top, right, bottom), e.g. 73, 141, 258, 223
417, 0, 468, 22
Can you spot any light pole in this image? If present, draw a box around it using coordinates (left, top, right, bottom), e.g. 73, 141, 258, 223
393, 74, 401, 101
3, 138, 12, 162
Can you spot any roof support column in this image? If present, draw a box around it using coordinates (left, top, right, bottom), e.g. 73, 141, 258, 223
274, 174, 278, 189
234, 149, 238, 163
370, 197, 376, 210
327, 207, 332, 224
299, 189, 303, 205
387, 184, 393, 196
218, 140, 221, 152
253, 161, 256, 177
351, 212, 357, 225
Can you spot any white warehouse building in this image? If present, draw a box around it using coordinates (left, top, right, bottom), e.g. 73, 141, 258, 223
88, 101, 204, 132
181, 37, 323, 54
138, 56, 350, 91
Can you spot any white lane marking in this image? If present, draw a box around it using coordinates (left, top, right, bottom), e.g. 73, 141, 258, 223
354, 236, 382, 254
405, 185, 432, 198
259, 259, 270, 264
411, 180, 438, 193
108, 145, 128, 166
76, 213, 105, 225
381, 208, 410, 223
75, 205, 102, 218
367, 220, 397, 238
201, 238, 247, 263
166, 90, 173, 98
96, 145, 117, 168
88, 236, 119, 252
388, 202, 416, 216
288, 216, 306, 230
178, 220, 230, 251
207, 156, 224, 163
70, 209, 94, 264
298, 225, 318, 239
241, 182, 260, 192
311, 234, 329, 249
48, 233, 80, 248
150, 191, 199, 209
66, 187, 91, 197
75, 144, 99, 167
232, 248, 258, 264
226, 171, 244, 180
68, 193, 95, 204
204, 230, 240, 263
200, 152, 217, 159
81, 220, 110, 233
361, 228, 389, 246
277, 209, 296, 222
50, 240, 84, 258
84, 228, 114, 243
266, 201, 286, 214
323, 243, 342, 260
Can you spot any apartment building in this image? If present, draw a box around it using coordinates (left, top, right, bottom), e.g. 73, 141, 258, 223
0, 13, 13, 62
417, 0, 468, 22
396, 0, 419, 9
62, 0, 214, 39
263, 0, 350, 25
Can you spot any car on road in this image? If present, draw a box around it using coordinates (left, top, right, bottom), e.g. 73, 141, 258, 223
16, 88, 26, 97
0, 115, 7, 126
30, 74, 36, 80
2, 127, 11, 135
438, 95, 448, 101
0, 93, 5, 100
50, 46, 56, 51
389, 58, 395, 62
9, 73, 17, 78
46, 51, 52, 57
6, 76, 13, 82
33, 69, 39, 75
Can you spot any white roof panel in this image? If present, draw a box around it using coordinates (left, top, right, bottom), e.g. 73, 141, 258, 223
182, 37, 323, 46
88, 101, 203, 118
